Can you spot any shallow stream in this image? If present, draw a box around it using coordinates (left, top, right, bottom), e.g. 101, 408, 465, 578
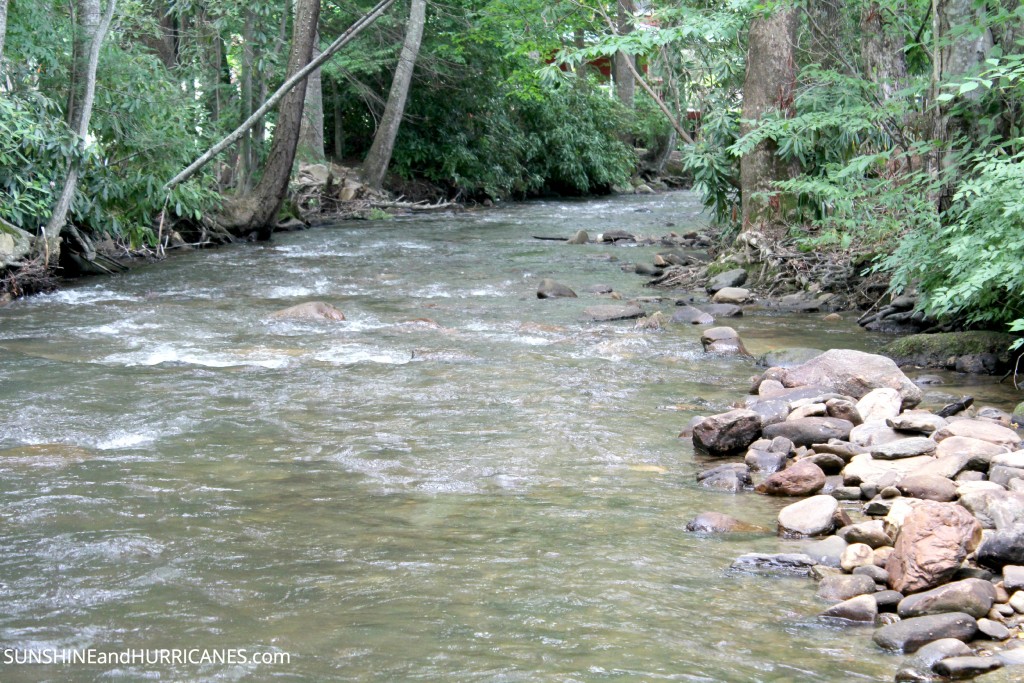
0, 192, 1019, 681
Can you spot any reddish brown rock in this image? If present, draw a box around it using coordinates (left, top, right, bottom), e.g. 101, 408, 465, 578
755, 459, 826, 496
885, 501, 983, 594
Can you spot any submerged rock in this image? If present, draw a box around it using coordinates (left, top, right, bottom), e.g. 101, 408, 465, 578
730, 553, 817, 573
700, 326, 750, 355
872, 612, 978, 653
271, 301, 346, 321
583, 304, 644, 321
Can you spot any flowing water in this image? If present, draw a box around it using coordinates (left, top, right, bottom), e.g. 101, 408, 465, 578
0, 192, 1019, 682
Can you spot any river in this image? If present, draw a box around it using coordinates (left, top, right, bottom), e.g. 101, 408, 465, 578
0, 192, 1018, 681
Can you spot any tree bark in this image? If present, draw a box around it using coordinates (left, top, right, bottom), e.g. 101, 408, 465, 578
362, 0, 426, 190
216, 0, 320, 239
613, 0, 635, 109
333, 85, 345, 160
740, 8, 799, 230
861, 2, 908, 102
803, 0, 845, 72
297, 29, 326, 163
42, 0, 116, 260
0, 0, 9, 65
164, 0, 397, 192
235, 9, 257, 192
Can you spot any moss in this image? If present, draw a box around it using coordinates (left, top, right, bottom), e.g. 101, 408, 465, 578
705, 261, 744, 278
882, 331, 1017, 359
1015, 401, 1024, 417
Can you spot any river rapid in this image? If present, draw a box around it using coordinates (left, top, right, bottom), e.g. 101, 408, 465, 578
0, 192, 1019, 682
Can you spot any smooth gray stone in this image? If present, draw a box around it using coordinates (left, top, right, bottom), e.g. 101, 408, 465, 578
730, 553, 816, 573
873, 612, 978, 653
933, 656, 1003, 679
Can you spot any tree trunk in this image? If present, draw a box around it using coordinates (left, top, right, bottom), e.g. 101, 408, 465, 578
362, 0, 426, 190
297, 29, 326, 163
740, 8, 799, 231
613, 0, 635, 109
216, 0, 320, 240
861, 2, 908, 102
803, 0, 846, 72
165, 0, 397, 193
930, 0, 994, 207
333, 85, 345, 160
0, 0, 9, 64
235, 9, 257, 192
42, 0, 116, 260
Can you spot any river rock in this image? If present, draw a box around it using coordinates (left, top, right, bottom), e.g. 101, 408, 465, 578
976, 525, 1024, 571
692, 409, 762, 454
990, 450, 1024, 488
820, 594, 878, 622
762, 417, 854, 447
857, 388, 903, 422
744, 448, 788, 473
773, 349, 922, 408
271, 301, 346, 321
747, 399, 791, 428
788, 403, 828, 420
755, 460, 826, 496
730, 552, 817, 573
802, 452, 845, 474
804, 535, 850, 568
817, 573, 877, 602
757, 347, 825, 369
566, 230, 589, 244
888, 412, 948, 435
671, 305, 713, 325
850, 420, 905, 448
933, 420, 1022, 448
873, 612, 978, 653
842, 454, 934, 488
706, 268, 747, 294
935, 435, 1009, 466
778, 495, 841, 537
841, 543, 876, 573
886, 501, 984, 594
933, 656, 1004, 679
838, 520, 893, 548
537, 278, 578, 299
685, 512, 758, 533
700, 326, 749, 355
895, 639, 974, 681
896, 474, 958, 502
600, 230, 635, 242
960, 490, 1024, 530
1005, 565, 1024, 591
712, 287, 751, 304
874, 590, 905, 612
826, 399, 863, 425
977, 617, 1012, 639
584, 304, 644, 321
697, 465, 751, 493
910, 453, 972, 480
854, 563, 891, 584
897, 578, 998, 618
699, 303, 743, 318
871, 437, 937, 460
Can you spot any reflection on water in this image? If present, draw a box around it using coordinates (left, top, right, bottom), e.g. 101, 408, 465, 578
0, 192, 1017, 681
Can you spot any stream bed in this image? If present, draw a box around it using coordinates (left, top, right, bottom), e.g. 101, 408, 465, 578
1, 192, 1019, 681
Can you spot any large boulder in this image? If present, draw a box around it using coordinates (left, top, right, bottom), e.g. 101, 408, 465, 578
692, 409, 762, 454
271, 301, 346, 321
712, 287, 751, 304
886, 501, 983, 594
762, 417, 854, 447
537, 278, 578, 299
755, 460, 826, 496
896, 578, 998, 618
772, 349, 923, 408
872, 612, 978, 653
935, 435, 1008, 465
0, 222, 34, 268
778, 495, 841, 537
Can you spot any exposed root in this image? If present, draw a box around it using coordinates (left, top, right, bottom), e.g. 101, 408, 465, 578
1, 258, 59, 299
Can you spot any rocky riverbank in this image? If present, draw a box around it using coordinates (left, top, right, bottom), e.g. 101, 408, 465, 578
685, 348, 1024, 681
